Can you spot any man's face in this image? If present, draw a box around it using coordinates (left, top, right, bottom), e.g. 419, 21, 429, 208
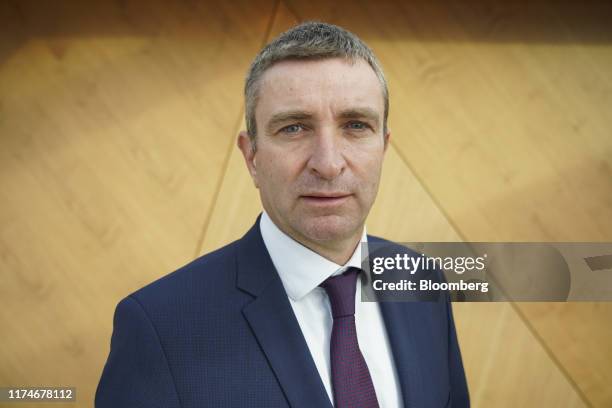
239, 57, 389, 249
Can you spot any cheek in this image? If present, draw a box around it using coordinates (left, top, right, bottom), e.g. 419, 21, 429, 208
257, 154, 297, 193
353, 148, 384, 179
353, 155, 385, 199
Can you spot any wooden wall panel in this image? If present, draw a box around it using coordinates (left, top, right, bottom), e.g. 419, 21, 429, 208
0, 1, 275, 406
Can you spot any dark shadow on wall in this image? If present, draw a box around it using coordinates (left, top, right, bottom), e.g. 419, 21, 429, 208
2, 0, 612, 65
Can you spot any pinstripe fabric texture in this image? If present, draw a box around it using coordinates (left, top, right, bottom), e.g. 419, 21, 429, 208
320, 267, 380, 408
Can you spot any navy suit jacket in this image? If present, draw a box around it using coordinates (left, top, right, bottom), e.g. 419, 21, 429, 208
96, 216, 469, 407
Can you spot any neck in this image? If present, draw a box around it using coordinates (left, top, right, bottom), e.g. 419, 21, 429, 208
279, 221, 364, 265
302, 232, 363, 265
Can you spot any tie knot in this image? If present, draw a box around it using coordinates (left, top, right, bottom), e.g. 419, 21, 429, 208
320, 267, 360, 318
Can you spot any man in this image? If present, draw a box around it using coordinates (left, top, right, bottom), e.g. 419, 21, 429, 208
96, 22, 469, 408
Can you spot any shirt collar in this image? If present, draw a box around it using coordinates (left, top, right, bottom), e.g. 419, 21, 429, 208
259, 210, 367, 301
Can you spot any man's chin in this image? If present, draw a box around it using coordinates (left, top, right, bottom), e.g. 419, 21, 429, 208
297, 214, 361, 243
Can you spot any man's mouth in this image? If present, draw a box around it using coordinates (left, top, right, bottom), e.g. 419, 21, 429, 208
300, 193, 352, 206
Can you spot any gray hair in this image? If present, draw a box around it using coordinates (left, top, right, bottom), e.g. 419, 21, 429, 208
244, 21, 389, 148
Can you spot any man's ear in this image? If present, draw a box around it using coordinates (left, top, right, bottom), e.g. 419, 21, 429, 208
237, 130, 259, 188
383, 129, 391, 153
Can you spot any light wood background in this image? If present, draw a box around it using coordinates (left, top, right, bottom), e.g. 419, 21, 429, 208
1, 1, 611, 407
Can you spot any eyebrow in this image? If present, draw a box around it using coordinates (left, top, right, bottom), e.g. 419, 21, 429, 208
265, 107, 381, 134
265, 110, 314, 135
338, 108, 380, 128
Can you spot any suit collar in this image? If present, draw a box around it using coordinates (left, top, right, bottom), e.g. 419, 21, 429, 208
236, 215, 333, 408
235, 214, 277, 297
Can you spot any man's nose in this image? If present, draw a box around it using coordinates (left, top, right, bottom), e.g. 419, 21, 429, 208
307, 127, 347, 180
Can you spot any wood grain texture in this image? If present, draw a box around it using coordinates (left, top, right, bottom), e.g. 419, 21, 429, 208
0, 0, 275, 406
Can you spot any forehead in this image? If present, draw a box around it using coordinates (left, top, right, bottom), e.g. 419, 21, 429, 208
256, 57, 384, 118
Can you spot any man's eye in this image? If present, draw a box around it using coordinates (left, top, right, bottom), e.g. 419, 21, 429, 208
280, 124, 304, 134
346, 121, 369, 130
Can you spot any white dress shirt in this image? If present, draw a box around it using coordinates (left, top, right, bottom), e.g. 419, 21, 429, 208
259, 211, 403, 407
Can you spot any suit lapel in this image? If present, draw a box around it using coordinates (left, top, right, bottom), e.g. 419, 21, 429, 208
379, 301, 425, 408
368, 236, 426, 408
236, 217, 333, 408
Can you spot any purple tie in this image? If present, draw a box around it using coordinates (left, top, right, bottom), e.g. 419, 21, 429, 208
320, 267, 380, 408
